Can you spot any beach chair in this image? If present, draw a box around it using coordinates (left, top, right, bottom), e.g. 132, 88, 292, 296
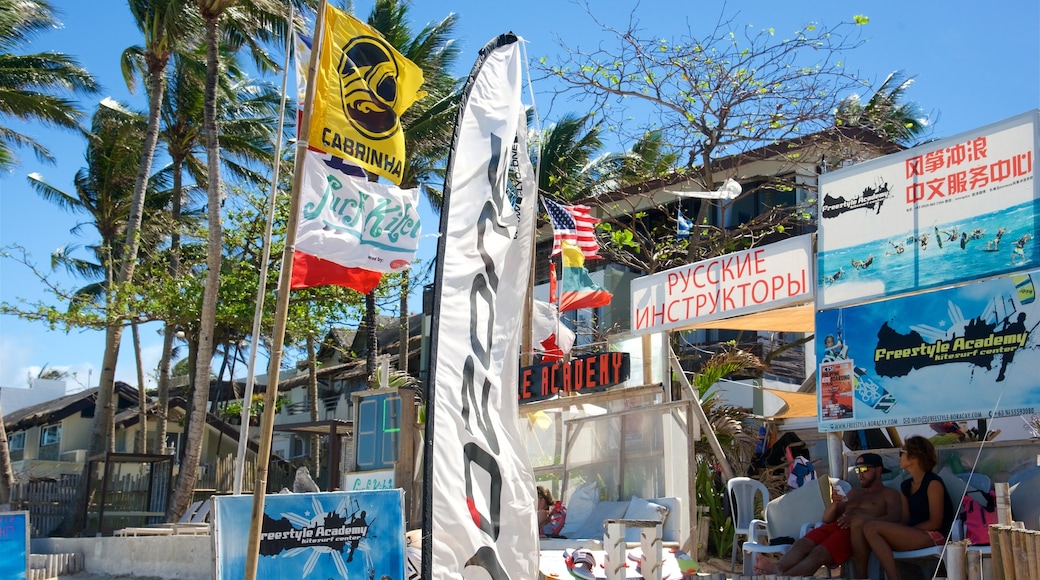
113, 499, 212, 537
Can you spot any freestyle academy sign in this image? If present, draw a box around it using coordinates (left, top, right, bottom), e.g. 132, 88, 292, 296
518, 352, 630, 402
630, 235, 814, 334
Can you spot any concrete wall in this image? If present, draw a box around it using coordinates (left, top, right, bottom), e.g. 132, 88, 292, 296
32, 536, 214, 580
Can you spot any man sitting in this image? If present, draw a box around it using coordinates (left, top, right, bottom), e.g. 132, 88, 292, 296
754, 453, 902, 576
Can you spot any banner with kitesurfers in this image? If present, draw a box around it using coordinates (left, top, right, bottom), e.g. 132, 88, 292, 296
817, 110, 1038, 309
816, 268, 1039, 432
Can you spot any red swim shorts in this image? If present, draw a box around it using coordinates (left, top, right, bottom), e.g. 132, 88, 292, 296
803, 521, 853, 565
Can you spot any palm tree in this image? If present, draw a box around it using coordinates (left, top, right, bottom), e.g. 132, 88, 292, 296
0, 0, 98, 172
836, 71, 929, 146
166, 0, 303, 521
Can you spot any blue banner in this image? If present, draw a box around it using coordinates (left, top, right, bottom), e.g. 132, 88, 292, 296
816, 269, 1040, 432
214, 490, 405, 579
0, 512, 29, 580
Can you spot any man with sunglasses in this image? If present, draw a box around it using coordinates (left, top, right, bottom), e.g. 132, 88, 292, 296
755, 453, 902, 576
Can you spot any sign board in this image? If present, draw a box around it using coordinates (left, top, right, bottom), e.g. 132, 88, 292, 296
0, 512, 29, 580
630, 234, 814, 334
213, 490, 405, 579
344, 469, 395, 492
817, 110, 1039, 308
518, 351, 631, 403
815, 269, 1040, 432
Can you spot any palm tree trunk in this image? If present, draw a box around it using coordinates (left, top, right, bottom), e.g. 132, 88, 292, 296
0, 400, 14, 505
132, 319, 148, 454
169, 13, 223, 522
155, 156, 185, 454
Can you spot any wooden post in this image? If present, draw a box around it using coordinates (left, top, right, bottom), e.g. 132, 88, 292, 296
994, 482, 1012, 524
396, 386, 417, 529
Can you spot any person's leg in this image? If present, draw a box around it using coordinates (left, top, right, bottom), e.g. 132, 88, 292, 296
864, 520, 935, 579
849, 515, 872, 579
783, 543, 835, 576
753, 536, 816, 574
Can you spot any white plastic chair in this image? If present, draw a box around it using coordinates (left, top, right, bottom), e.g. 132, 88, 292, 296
741, 519, 820, 575
726, 476, 769, 572
867, 523, 963, 579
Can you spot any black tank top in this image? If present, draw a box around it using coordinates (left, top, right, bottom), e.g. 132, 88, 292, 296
901, 471, 954, 535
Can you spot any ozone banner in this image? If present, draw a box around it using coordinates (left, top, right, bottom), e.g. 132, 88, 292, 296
817, 110, 1039, 309
815, 269, 1040, 433
213, 490, 405, 579
422, 34, 540, 578
630, 234, 814, 334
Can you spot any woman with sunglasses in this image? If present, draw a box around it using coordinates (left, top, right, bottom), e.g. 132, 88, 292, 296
863, 436, 954, 579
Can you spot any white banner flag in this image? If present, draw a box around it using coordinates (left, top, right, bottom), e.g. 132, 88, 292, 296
297, 150, 421, 273
424, 34, 539, 578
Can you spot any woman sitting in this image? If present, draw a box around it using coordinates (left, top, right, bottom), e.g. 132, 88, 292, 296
537, 485, 567, 537
862, 436, 954, 579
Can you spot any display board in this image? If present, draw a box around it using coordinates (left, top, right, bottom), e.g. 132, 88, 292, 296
816, 269, 1039, 432
817, 110, 1039, 309
0, 512, 29, 580
214, 490, 405, 579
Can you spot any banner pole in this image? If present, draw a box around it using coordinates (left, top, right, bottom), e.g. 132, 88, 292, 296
243, 1, 326, 578
233, 3, 295, 497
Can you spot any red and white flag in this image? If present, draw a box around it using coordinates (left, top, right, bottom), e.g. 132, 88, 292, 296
544, 197, 600, 259
532, 300, 575, 362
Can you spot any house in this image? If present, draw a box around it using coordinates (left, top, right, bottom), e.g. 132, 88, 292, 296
3, 381, 258, 483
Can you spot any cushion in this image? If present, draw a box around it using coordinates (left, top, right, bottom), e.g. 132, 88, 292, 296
763, 477, 828, 541
650, 497, 681, 543
560, 481, 600, 537
1010, 470, 1040, 530
568, 501, 629, 540
937, 467, 969, 505
622, 496, 669, 542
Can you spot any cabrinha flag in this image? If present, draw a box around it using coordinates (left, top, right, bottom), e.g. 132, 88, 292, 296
423, 34, 539, 579
308, 4, 425, 185
544, 197, 601, 259
291, 150, 421, 292
556, 241, 612, 312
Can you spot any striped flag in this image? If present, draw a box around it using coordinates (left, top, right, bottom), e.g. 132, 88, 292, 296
677, 206, 692, 240
544, 197, 601, 259
556, 241, 612, 312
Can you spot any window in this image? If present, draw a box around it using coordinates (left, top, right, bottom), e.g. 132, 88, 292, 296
39, 424, 61, 460
9, 432, 24, 462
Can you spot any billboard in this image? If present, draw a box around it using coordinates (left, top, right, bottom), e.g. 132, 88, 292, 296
630, 234, 814, 334
0, 512, 29, 580
214, 490, 405, 579
815, 269, 1040, 432
817, 110, 1039, 308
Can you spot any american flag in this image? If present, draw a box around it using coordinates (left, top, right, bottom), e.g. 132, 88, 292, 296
543, 197, 600, 259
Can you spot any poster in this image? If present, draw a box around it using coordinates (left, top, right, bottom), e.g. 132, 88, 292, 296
817, 110, 1039, 308
213, 490, 404, 579
815, 269, 1040, 432
631, 234, 814, 334
0, 512, 29, 580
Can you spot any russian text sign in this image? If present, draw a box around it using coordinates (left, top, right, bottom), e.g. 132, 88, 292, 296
630, 234, 814, 334
817, 110, 1039, 308
815, 269, 1040, 432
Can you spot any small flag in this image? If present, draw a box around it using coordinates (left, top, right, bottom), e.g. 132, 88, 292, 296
558, 241, 612, 312
532, 300, 575, 362
309, 4, 426, 184
677, 207, 692, 240
544, 197, 600, 259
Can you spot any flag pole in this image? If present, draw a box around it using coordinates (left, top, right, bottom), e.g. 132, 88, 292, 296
233, 3, 295, 497
243, 1, 326, 578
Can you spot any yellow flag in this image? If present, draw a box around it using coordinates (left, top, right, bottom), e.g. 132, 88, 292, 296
309, 5, 426, 184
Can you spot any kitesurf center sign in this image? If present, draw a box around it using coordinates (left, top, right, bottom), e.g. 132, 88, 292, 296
519, 352, 631, 402
630, 235, 814, 334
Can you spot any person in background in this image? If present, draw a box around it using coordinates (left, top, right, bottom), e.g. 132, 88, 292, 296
863, 436, 954, 580
537, 485, 567, 537
754, 453, 902, 577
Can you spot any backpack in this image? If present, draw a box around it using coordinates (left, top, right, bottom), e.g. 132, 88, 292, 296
787, 455, 817, 489
959, 488, 996, 545
541, 501, 567, 537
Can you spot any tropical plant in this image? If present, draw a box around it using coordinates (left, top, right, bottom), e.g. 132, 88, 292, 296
0, 0, 99, 172
836, 71, 929, 146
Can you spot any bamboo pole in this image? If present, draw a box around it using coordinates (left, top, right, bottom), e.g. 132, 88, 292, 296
243, 1, 327, 578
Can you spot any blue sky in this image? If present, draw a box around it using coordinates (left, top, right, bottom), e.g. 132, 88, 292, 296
1, 0, 1038, 391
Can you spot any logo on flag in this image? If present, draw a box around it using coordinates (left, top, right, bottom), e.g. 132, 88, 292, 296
544, 197, 600, 259
297, 150, 421, 273
309, 5, 425, 184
